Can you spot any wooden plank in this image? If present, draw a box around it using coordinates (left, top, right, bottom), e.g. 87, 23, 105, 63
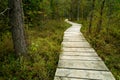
63, 36, 85, 39
63, 37, 86, 42
64, 32, 83, 36
66, 27, 80, 30
58, 60, 108, 70
62, 42, 91, 48
65, 30, 80, 32
59, 55, 101, 60
64, 32, 82, 34
55, 68, 115, 80
54, 77, 84, 80
62, 47, 96, 52
61, 52, 98, 57
63, 39, 86, 42
64, 35, 82, 37
63, 36, 86, 41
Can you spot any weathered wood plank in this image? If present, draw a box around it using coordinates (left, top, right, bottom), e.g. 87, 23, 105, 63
59, 55, 100, 60
64, 33, 82, 37
62, 42, 91, 48
62, 47, 95, 52
64, 32, 82, 34
55, 68, 115, 80
54, 77, 84, 80
63, 37, 86, 42
61, 52, 98, 57
63, 36, 85, 39
58, 60, 108, 70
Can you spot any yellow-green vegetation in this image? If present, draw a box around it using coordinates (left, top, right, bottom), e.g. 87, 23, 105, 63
0, 20, 70, 80
80, 21, 120, 80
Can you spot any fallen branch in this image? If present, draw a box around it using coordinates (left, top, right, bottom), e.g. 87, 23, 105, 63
0, 8, 10, 15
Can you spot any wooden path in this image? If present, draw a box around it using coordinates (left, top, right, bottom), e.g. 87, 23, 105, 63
54, 20, 115, 80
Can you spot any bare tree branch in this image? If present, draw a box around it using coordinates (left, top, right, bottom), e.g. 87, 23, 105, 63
0, 8, 10, 15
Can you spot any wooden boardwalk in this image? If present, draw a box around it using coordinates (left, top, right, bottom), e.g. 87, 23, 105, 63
54, 20, 115, 80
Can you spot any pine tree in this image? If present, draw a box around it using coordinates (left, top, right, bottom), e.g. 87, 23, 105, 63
9, 0, 27, 56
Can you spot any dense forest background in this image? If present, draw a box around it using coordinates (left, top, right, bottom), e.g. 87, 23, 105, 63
0, 0, 120, 80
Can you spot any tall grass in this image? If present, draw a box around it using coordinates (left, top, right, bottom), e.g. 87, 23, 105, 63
0, 20, 70, 80
80, 20, 120, 80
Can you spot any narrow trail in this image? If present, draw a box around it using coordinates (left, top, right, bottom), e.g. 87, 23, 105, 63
54, 20, 115, 80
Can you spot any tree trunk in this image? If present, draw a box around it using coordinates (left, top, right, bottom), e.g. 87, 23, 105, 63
70, 0, 74, 20
77, 0, 80, 21
97, 0, 105, 33
9, 0, 27, 56
88, 0, 95, 33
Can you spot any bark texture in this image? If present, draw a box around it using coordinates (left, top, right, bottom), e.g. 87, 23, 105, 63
9, 0, 27, 56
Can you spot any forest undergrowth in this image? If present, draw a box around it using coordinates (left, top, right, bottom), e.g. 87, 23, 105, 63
80, 20, 120, 80
0, 20, 70, 80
